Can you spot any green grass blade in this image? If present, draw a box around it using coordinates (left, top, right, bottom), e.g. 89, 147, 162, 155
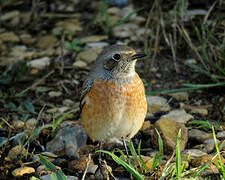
175, 129, 182, 179
155, 129, 163, 156
183, 82, 225, 88
212, 126, 225, 178
97, 150, 144, 180
137, 141, 147, 173
39, 154, 67, 180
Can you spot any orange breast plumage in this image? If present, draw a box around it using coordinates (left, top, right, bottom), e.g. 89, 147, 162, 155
81, 73, 147, 141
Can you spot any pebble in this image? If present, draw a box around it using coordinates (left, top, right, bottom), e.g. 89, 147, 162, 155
162, 109, 194, 124
6, 145, 27, 161
36, 36, 58, 49
25, 118, 37, 134
46, 124, 87, 158
12, 166, 35, 177
112, 23, 139, 38
190, 107, 208, 116
217, 131, 225, 139
0, 32, 20, 43
73, 60, 87, 69
146, 96, 171, 114
182, 149, 207, 159
48, 91, 62, 98
40, 174, 78, 180
55, 21, 82, 34
80, 35, 108, 43
87, 165, 98, 174
203, 138, 219, 153
62, 99, 74, 106
86, 42, 109, 48
20, 33, 36, 45
76, 48, 103, 63
170, 92, 189, 101
0, 11, 20, 21
28, 57, 50, 70
188, 129, 212, 143
152, 117, 188, 153
12, 120, 25, 129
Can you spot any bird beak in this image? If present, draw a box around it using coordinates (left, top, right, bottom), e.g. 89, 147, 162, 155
131, 53, 146, 61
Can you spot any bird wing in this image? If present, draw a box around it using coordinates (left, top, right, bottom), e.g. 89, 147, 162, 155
80, 78, 94, 110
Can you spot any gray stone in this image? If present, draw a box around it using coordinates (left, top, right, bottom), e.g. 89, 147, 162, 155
147, 96, 171, 114
46, 124, 87, 158
40, 174, 78, 180
162, 109, 194, 124
188, 129, 212, 143
217, 131, 225, 140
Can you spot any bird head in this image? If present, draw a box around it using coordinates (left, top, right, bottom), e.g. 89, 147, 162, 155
92, 45, 146, 82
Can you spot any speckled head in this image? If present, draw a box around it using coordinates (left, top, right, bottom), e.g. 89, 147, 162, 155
91, 45, 146, 82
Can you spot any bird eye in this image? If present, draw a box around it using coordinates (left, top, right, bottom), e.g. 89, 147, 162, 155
112, 53, 121, 61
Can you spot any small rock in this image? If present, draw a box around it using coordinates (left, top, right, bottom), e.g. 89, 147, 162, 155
170, 92, 189, 101
86, 42, 109, 48
68, 155, 94, 172
217, 131, 225, 139
55, 21, 82, 34
87, 165, 98, 174
106, 0, 128, 7
28, 57, 50, 70
76, 48, 103, 63
73, 60, 87, 69
25, 118, 37, 133
0, 11, 20, 21
80, 35, 108, 43
36, 36, 58, 49
152, 117, 188, 153
190, 107, 208, 116
46, 124, 87, 158
58, 107, 70, 114
191, 154, 212, 167
10, 48, 35, 61
185, 58, 197, 65
147, 96, 171, 114
188, 129, 212, 143
112, 23, 139, 38
203, 138, 219, 153
48, 91, 62, 98
141, 156, 154, 171
0, 32, 20, 43
6, 145, 27, 161
182, 149, 207, 160
95, 164, 112, 180
63, 99, 74, 106
12, 120, 25, 129
12, 166, 35, 177
191, 154, 225, 167
40, 174, 78, 180
162, 109, 194, 124
20, 33, 36, 45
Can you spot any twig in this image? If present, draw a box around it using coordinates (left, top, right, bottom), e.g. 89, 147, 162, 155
161, 149, 176, 179
60, 31, 65, 75
169, 34, 178, 73
0, 117, 14, 129
16, 70, 54, 97
81, 154, 92, 180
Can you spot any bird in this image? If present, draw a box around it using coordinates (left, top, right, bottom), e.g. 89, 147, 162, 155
80, 44, 147, 142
